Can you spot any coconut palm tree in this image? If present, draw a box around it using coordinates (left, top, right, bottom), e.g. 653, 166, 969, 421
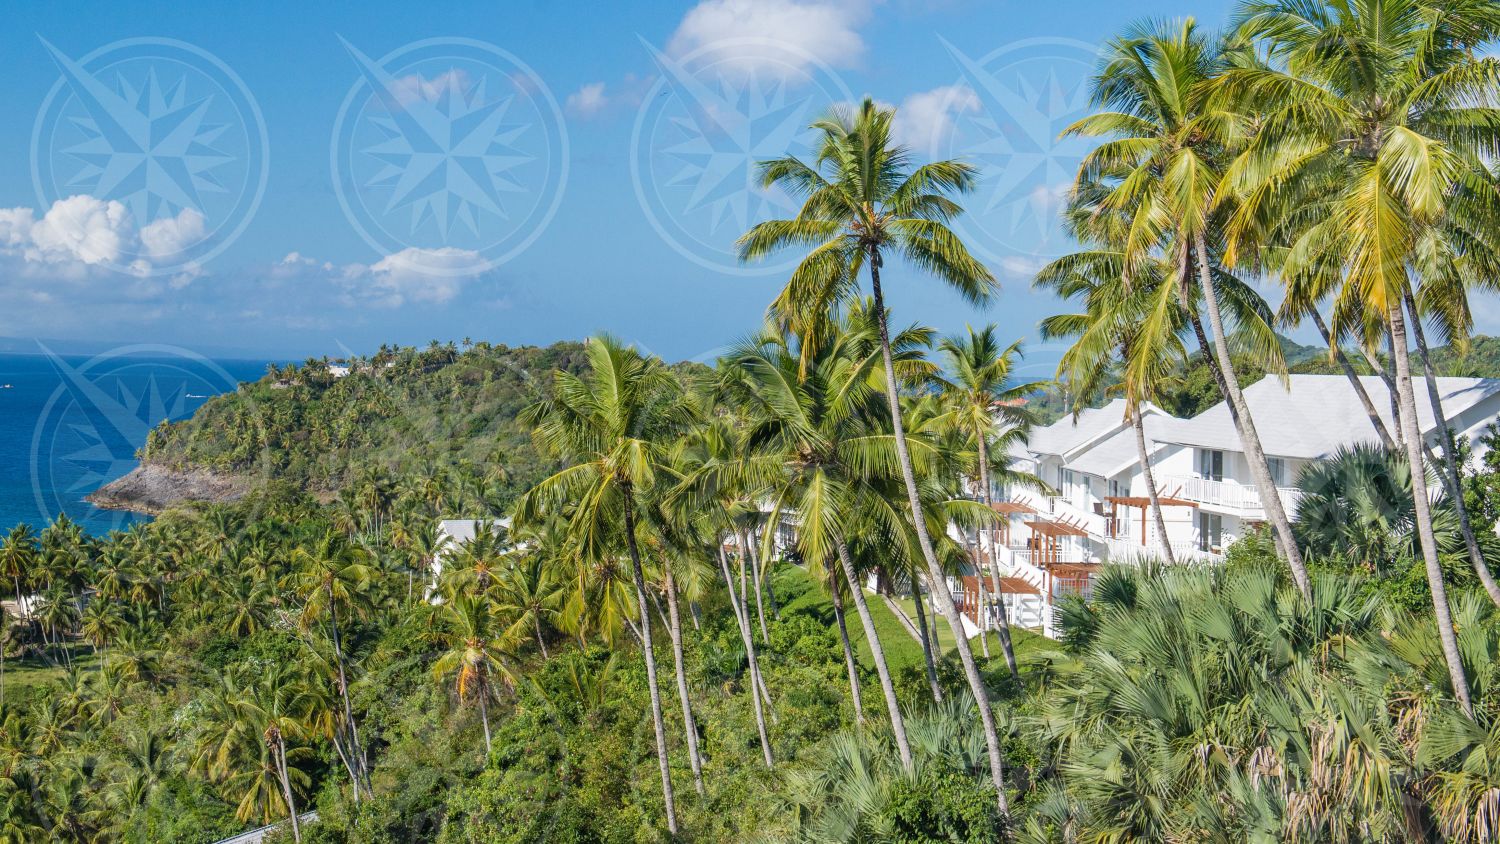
1222, 0, 1500, 715
1036, 246, 1189, 569
935, 325, 1046, 681
285, 530, 375, 796
0, 527, 36, 623
704, 310, 946, 773
430, 591, 513, 755
517, 335, 695, 834
670, 414, 779, 770
1062, 17, 1309, 595
740, 97, 1010, 814
193, 668, 313, 840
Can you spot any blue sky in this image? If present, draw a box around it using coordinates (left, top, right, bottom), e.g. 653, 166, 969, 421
0, 0, 1283, 369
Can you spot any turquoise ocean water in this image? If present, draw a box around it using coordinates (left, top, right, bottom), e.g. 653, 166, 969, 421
0, 350, 270, 536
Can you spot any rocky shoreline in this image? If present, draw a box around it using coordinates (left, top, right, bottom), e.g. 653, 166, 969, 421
87, 464, 252, 515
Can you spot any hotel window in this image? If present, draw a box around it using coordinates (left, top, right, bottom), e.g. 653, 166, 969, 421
1198, 448, 1224, 481
1198, 512, 1223, 551
1267, 457, 1286, 486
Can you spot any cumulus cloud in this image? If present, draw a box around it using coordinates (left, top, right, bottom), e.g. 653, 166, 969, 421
275, 247, 491, 309
566, 82, 610, 117
0, 196, 208, 278
666, 0, 870, 79
892, 85, 980, 155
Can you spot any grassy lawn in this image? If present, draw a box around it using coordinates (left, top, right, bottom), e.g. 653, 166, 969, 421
772, 564, 1052, 674
883, 594, 1052, 664
3, 645, 99, 698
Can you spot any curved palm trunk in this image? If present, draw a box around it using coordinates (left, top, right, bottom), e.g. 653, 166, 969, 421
1311, 308, 1394, 449
828, 576, 865, 724
274, 736, 301, 843
478, 675, 493, 755
1389, 303, 1474, 716
1405, 290, 1500, 609
621, 495, 678, 833
325, 592, 367, 796
663, 566, 705, 795
1191, 235, 1310, 597
910, 574, 943, 703
970, 539, 990, 660
742, 528, 770, 644
750, 527, 780, 620
976, 433, 1021, 682
1131, 405, 1177, 567
834, 538, 911, 769
534, 619, 550, 659
869, 258, 1009, 816
715, 540, 775, 768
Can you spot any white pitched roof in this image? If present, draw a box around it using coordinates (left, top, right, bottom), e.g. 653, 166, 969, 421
437, 517, 511, 548
1157, 374, 1500, 460
1024, 398, 1172, 461
1068, 413, 1173, 478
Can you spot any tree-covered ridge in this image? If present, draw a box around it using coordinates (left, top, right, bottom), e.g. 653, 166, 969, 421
138, 340, 591, 506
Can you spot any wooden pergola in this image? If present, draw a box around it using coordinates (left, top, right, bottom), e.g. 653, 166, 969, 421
954, 574, 1041, 625
1103, 494, 1198, 545
1048, 562, 1101, 599
1023, 519, 1089, 565
988, 500, 1036, 545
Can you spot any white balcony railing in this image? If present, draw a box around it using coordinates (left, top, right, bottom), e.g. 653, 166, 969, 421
1162, 475, 1302, 517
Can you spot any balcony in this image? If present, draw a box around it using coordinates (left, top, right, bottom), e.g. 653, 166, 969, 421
1161, 475, 1302, 518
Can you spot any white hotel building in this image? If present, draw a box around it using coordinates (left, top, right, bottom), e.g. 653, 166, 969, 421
961, 374, 1500, 636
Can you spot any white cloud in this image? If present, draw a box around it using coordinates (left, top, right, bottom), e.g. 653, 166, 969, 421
279, 247, 490, 309
666, 0, 870, 79
140, 208, 206, 261
363, 247, 485, 307
892, 85, 980, 155
388, 69, 472, 107
25, 195, 134, 266
0, 196, 209, 276
566, 82, 610, 117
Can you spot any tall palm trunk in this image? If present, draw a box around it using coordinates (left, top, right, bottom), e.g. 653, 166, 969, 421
976, 431, 1021, 682
742, 528, 770, 644
869, 256, 1009, 816
534, 619, 550, 659
1131, 404, 1176, 567
828, 576, 865, 724
478, 674, 493, 754
325, 591, 367, 796
715, 539, 775, 768
1405, 290, 1500, 609
910, 574, 943, 703
1310, 308, 1394, 449
273, 734, 301, 843
749, 527, 780, 620
621, 495, 678, 833
663, 565, 705, 795
1191, 235, 1310, 597
1389, 303, 1474, 716
834, 538, 911, 769
969, 536, 990, 660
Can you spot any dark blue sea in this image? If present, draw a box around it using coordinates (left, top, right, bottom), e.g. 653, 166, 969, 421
0, 349, 271, 536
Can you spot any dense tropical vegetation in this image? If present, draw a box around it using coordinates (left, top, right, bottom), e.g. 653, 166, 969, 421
6, 0, 1500, 840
